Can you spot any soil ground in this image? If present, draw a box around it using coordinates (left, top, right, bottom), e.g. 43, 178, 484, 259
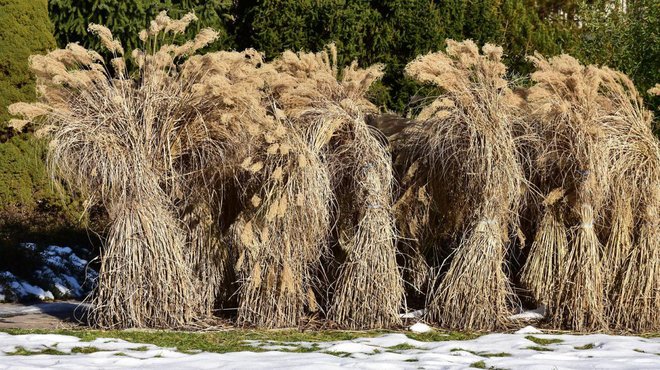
0, 301, 87, 329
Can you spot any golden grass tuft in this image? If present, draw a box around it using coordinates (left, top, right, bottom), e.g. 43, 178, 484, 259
231, 128, 332, 328
268, 45, 403, 329
91, 195, 204, 328
525, 53, 612, 331
390, 40, 525, 330
8, 12, 244, 328
520, 188, 568, 309
597, 69, 660, 331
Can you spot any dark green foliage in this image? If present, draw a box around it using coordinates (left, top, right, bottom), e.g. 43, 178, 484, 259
463, 0, 502, 44
570, 0, 659, 119
435, 0, 466, 40
234, 0, 325, 59
533, 0, 584, 19
0, 0, 55, 131
234, 0, 447, 111
0, 0, 85, 242
0, 135, 88, 244
49, 0, 149, 52
0, 0, 54, 201
372, 0, 445, 111
0, 135, 53, 207
49, 0, 235, 53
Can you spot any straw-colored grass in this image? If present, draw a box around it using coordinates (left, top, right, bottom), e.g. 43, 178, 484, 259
597, 70, 660, 331
267, 45, 403, 329
180, 199, 234, 315
554, 203, 608, 330
231, 129, 332, 328
525, 53, 611, 331
391, 40, 526, 330
8, 12, 250, 328
92, 195, 204, 328
426, 210, 516, 330
520, 188, 568, 308
328, 123, 402, 329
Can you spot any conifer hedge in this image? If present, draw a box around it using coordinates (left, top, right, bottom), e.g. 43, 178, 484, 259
0, 0, 81, 240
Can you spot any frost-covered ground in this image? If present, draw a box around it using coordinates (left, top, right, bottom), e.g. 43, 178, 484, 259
0, 326, 658, 369
0, 244, 96, 302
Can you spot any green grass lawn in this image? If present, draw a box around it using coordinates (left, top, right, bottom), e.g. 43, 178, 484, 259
1, 328, 479, 354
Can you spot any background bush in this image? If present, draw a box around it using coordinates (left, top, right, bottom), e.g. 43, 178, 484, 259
0, 0, 88, 245
0, 0, 55, 131
568, 0, 659, 127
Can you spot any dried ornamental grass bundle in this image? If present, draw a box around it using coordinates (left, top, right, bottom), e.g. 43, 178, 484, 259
228, 115, 333, 328
363, 114, 434, 297
180, 45, 336, 328
268, 45, 404, 329
327, 124, 400, 329
611, 188, 660, 332
179, 196, 234, 313
597, 70, 660, 331
520, 188, 569, 308
526, 53, 610, 331
9, 13, 235, 328
392, 163, 433, 296
397, 40, 526, 330
93, 191, 203, 328
183, 46, 333, 327
177, 47, 285, 317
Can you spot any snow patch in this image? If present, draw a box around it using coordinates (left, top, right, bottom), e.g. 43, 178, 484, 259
409, 322, 432, 333
515, 325, 543, 334
509, 305, 546, 321
0, 244, 96, 302
400, 309, 425, 319
0, 331, 658, 369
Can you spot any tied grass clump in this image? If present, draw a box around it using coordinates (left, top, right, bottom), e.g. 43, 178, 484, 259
9, 12, 261, 328
524, 54, 611, 331
268, 45, 404, 329
599, 70, 660, 332
522, 54, 660, 332
386, 40, 528, 331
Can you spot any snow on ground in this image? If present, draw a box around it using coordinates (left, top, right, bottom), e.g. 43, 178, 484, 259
0, 244, 97, 302
0, 327, 658, 369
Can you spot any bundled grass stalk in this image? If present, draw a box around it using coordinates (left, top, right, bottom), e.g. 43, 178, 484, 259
94, 192, 203, 328
268, 45, 403, 328
597, 71, 660, 331
371, 114, 433, 295
182, 44, 335, 327
180, 198, 233, 315
603, 194, 633, 287
427, 209, 514, 330
395, 40, 525, 330
231, 130, 332, 327
329, 124, 402, 329
8, 12, 241, 328
526, 54, 610, 331
177, 48, 288, 317
611, 190, 660, 331
520, 188, 568, 309
392, 175, 432, 295
555, 203, 607, 330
